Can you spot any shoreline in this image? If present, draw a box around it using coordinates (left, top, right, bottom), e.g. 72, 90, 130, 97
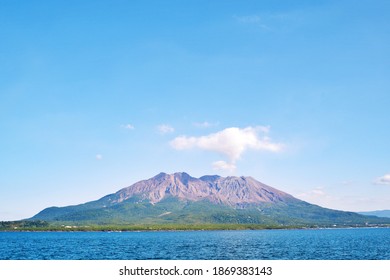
1, 224, 389, 233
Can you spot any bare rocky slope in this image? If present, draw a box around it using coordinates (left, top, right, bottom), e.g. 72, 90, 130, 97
108, 172, 296, 207
30, 172, 390, 227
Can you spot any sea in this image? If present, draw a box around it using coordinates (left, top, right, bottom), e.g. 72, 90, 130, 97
1, 228, 389, 260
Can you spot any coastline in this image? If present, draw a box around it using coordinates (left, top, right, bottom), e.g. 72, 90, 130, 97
1, 223, 389, 232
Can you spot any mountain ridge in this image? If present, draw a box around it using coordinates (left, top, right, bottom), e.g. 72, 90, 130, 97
359, 210, 390, 218
107, 172, 297, 207
30, 172, 390, 227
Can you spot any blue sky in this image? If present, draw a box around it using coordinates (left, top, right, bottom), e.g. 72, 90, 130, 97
1, 0, 389, 220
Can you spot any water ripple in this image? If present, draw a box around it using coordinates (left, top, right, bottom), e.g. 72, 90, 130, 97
0, 228, 389, 260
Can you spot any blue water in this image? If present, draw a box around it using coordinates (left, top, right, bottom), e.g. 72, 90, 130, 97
0, 228, 389, 260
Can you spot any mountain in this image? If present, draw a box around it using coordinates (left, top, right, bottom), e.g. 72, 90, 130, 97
359, 210, 390, 218
30, 172, 390, 227
105, 172, 296, 207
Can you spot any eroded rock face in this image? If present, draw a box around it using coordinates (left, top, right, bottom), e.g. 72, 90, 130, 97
110, 172, 295, 207
31, 172, 388, 227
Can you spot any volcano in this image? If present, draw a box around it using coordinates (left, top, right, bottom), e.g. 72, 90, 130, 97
30, 172, 390, 227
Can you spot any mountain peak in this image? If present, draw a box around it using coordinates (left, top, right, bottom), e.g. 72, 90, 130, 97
152, 172, 169, 181
110, 172, 294, 207
173, 171, 192, 179
199, 175, 221, 182
173, 171, 190, 176
30, 171, 390, 227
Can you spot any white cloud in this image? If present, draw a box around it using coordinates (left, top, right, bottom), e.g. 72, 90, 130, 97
296, 187, 339, 208
193, 121, 219, 128
95, 154, 103, 160
157, 124, 175, 134
170, 126, 283, 170
295, 188, 390, 212
171, 126, 282, 161
212, 161, 236, 172
297, 188, 327, 199
374, 173, 390, 185
121, 124, 135, 130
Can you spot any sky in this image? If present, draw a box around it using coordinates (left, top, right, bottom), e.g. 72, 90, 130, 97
1, 0, 389, 220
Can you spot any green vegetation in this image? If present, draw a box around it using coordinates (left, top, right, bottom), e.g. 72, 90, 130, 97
28, 196, 390, 228
2, 198, 390, 232
0, 220, 50, 230
1, 220, 389, 232
0, 222, 285, 231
